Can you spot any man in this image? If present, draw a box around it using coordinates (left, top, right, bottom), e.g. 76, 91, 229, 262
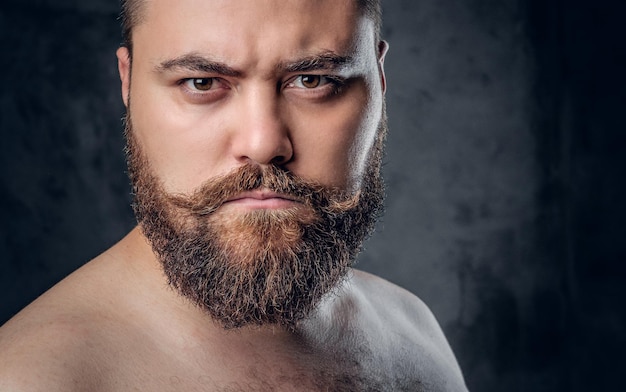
0, 0, 467, 390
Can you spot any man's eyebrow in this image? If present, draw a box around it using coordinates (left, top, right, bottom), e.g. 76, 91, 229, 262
280, 52, 355, 73
154, 51, 354, 76
155, 54, 242, 77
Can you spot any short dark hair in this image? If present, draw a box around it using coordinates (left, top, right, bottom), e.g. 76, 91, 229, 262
119, 0, 144, 54
120, 0, 382, 55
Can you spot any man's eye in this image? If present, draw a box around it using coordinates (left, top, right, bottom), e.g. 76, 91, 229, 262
299, 75, 321, 88
183, 78, 215, 91
290, 75, 332, 89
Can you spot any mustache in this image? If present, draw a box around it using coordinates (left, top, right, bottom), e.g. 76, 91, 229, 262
165, 164, 358, 216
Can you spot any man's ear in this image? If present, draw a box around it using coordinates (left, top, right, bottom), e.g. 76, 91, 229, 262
377, 40, 389, 94
116, 47, 131, 108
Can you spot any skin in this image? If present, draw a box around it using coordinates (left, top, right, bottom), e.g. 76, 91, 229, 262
123, 0, 383, 196
0, 0, 468, 390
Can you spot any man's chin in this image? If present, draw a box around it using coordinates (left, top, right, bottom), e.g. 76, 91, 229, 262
205, 206, 318, 266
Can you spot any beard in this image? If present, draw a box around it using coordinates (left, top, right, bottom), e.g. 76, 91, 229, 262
125, 112, 386, 329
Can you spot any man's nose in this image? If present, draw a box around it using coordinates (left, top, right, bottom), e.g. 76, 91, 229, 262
230, 87, 293, 166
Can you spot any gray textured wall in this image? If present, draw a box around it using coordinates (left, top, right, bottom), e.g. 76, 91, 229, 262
1, 1, 625, 391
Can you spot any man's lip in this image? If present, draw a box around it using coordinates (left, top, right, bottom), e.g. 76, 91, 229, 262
226, 190, 298, 203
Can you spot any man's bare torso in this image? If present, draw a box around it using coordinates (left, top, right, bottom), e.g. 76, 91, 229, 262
0, 228, 467, 391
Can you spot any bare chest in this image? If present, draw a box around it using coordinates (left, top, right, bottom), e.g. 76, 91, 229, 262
100, 347, 383, 392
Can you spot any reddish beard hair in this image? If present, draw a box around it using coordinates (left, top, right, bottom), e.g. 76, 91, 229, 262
124, 112, 386, 329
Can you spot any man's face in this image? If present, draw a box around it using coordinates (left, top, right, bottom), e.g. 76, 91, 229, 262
120, 0, 386, 195
117, 0, 387, 328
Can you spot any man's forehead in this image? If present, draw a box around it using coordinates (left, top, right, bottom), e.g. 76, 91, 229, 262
138, 0, 363, 29
133, 0, 375, 73
139, 0, 362, 15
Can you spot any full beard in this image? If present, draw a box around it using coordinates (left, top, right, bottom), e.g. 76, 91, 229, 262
125, 114, 386, 329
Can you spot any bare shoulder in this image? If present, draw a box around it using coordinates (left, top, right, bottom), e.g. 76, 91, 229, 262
349, 269, 454, 346
307, 268, 468, 391
0, 271, 105, 391
0, 233, 144, 391
349, 269, 439, 324
0, 296, 105, 391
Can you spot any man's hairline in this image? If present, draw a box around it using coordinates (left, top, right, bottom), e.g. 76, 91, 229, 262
120, 0, 382, 60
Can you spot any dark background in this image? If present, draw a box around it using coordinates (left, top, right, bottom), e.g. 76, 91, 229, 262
1, 0, 624, 390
